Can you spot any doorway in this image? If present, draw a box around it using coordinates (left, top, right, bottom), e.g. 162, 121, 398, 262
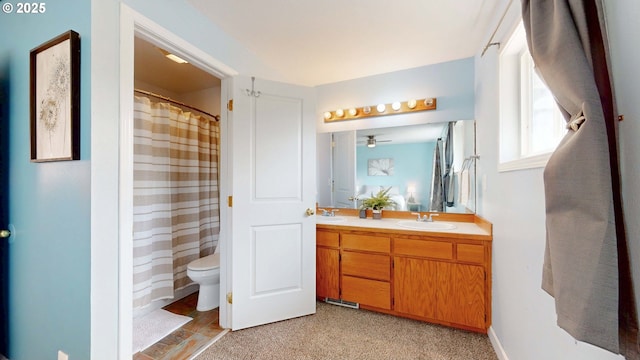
131, 35, 223, 356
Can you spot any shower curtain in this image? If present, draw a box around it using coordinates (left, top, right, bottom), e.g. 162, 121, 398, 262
132, 96, 220, 310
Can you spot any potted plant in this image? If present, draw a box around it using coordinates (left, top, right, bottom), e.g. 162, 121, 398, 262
361, 187, 396, 219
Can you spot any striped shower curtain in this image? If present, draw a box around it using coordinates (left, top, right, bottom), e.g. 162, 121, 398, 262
132, 96, 220, 310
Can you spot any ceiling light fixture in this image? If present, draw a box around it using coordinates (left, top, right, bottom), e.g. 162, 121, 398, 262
158, 48, 189, 64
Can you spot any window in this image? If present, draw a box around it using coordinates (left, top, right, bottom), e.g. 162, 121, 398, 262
499, 22, 566, 171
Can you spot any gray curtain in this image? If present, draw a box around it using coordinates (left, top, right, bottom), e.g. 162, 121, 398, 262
443, 122, 454, 207
429, 138, 444, 212
522, 1, 638, 357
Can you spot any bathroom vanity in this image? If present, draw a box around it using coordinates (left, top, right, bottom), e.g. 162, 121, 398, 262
316, 210, 492, 333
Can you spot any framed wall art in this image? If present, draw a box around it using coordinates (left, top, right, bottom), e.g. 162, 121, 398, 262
30, 30, 80, 162
368, 158, 394, 176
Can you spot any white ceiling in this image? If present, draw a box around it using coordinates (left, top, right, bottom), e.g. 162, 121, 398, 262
186, 0, 503, 86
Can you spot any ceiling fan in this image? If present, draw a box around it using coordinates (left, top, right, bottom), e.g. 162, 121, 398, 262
358, 135, 392, 148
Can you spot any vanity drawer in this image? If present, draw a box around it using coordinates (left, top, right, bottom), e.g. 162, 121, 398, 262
341, 275, 391, 309
342, 251, 390, 281
394, 238, 453, 260
342, 234, 390, 253
457, 244, 485, 264
317, 230, 339, 248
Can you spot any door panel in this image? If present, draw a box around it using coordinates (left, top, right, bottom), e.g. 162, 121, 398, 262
230, 76, 316, 330
254, 93, 302, 200
332, 131, 356, 208
252, 224, 302, 294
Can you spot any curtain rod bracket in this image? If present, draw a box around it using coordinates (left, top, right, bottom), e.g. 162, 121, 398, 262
480, 0, 514, 58
481, 42, 501, 57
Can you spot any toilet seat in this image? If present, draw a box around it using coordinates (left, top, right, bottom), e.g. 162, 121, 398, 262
188, 253, 220, 271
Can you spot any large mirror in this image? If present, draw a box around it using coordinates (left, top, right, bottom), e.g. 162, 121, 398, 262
317, 120, 476, 214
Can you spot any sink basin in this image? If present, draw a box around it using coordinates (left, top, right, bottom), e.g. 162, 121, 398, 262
396, 220, 457, 231
316, 216, 347, 223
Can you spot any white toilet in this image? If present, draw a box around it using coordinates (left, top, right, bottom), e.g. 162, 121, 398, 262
187, 249, 220, 311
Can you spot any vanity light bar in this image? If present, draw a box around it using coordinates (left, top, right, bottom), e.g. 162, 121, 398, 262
323, 98, 437, 122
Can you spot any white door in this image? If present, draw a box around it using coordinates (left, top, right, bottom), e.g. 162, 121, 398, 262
229, 76, 316, 330
332, 131, 357, 208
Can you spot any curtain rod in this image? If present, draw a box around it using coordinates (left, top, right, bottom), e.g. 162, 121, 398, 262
481, 0, 515, 57
134, 88, 220, 121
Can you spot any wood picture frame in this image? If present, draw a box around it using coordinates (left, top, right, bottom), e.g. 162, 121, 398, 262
30, 30, 80, 162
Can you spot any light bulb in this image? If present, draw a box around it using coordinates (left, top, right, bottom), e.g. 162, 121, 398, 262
348, 108, 358, 116
392, 102, 401, 111
323, 111, 332, 120
376, 104, 386, 113
424, 98, 434, 107
362, 106, 371, 114
335, 108, 344, 117
407, 99, 417, 109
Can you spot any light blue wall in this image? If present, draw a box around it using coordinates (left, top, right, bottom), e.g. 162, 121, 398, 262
316, 57, 475, 134
356, 142, 435, 208
0, 2, 91, 359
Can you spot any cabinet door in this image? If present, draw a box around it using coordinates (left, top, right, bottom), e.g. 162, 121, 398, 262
316, 247, 340, 299
451, 264, 485, 328
393, 257, 437, 318
437, 262, 485, 329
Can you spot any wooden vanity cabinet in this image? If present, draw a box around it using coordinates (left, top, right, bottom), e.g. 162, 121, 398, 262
316, 225, 491, 333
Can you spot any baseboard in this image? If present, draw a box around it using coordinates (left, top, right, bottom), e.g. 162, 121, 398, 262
488, 326, 509, 360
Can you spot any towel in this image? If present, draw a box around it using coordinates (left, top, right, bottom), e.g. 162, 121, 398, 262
459, 167, 470, 207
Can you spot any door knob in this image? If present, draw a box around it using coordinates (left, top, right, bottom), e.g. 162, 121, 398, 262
0, 229, 10, 238
305, 208, 315, 216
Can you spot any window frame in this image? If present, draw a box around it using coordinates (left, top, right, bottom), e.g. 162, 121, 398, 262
498, 21, 565, 172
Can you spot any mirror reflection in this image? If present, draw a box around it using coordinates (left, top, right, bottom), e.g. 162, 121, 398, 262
319, 120, 476, 214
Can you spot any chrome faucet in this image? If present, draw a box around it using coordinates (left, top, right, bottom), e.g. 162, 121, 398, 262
320, 208, 339, 217
411, 212, 439, 222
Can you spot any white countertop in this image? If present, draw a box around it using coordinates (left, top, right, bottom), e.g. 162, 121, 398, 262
315, 215, 491, 238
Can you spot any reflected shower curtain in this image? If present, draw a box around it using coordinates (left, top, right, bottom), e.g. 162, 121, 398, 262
429, 139, 444, 212
132, 96, 220, 309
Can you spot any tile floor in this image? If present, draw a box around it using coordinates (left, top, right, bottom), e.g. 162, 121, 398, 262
133, 292, 225, 360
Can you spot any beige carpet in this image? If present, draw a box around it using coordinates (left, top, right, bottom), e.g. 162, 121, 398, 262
196, 301, 498, 360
